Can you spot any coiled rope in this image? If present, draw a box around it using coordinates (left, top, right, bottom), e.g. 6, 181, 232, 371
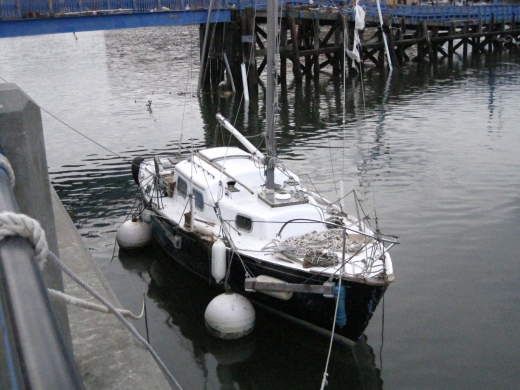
0, 212, 48, 270
267, 229, 368, 268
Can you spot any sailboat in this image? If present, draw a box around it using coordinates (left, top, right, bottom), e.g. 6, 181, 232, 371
131, 0, 398, 344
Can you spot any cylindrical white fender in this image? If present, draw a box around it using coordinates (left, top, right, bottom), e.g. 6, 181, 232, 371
194, 222, 214, 237
211, 239, 227, 283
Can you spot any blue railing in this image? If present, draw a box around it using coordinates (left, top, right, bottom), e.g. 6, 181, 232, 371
0, 0, 227, 19
227, 0, 520, 23
384, 4, 520, 22
227, 0, 344, 8
1, 0, 519, 23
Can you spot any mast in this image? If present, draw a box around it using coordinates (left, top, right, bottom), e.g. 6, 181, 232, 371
265, 0, 277, 191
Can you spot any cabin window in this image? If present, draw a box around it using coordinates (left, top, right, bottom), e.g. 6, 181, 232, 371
194, 189, 204, 210
236, 214, 253, 232
177, 177, 188, 196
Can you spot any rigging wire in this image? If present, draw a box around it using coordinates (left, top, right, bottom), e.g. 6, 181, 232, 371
0, 75, 136, 165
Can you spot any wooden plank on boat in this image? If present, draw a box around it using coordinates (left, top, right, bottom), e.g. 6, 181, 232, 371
244, 278, 334, 295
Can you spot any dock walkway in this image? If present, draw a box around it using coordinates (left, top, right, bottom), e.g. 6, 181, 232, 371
52, 188, 172, 390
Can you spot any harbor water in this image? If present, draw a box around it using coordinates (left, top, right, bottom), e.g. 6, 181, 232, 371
1, 26, 519, 389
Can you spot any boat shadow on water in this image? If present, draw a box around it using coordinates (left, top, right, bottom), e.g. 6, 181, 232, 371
119, 244, 383, 390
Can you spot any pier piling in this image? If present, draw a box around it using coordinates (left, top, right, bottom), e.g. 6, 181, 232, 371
197, 4, 520, 93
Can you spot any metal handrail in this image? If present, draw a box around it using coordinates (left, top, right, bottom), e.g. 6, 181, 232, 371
0, 169, 84, 389
0, 0, 229, 20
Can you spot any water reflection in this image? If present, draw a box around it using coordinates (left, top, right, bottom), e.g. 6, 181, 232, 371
119, 246, 382, 390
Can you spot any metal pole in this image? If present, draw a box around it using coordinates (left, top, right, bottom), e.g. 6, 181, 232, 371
222, 53, 236, 94
197, 0, 214, 96
376, 0, 393, 72
265, 0, 277, 190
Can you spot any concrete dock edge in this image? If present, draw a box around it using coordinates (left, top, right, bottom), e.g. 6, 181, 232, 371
51, 188, 171, 390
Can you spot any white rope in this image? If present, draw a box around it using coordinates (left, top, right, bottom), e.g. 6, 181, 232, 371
0, 211, 183, 390
48, 289, 144, 320
46, 251, 184, 389
0, 212, 48, 269
46, 250, 183, 390
0, 154, 15, 188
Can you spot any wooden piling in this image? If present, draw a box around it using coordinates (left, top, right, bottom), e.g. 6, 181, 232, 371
242, 7, 258, 92
398, 19, 405, 65
385, 21, 399, 69
488, 14, 494, 52
415, 23, 423, 62
198, 7, 520, 93
302, 22, 312, 77
280, 20, 287, 83
463, 21, 468, 60
431, 25, 439, 64
333, 20, 342, 76
422, 22, 434, 63
378, 26, 385, 70
287, 6, 302, 83
313, 19, 320, 79
448, 21, 454, 59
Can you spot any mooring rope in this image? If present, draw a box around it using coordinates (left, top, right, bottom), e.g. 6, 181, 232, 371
47, 288, 144, 319
0, 212, 49, 270
46, 249, 183, 389
0, 206, 183, 389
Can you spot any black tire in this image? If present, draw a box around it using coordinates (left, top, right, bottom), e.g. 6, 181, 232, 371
131, 156, 145, 185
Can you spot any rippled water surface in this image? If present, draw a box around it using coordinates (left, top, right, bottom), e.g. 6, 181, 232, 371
1, 27, 519, 389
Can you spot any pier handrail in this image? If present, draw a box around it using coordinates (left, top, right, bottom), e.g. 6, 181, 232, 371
0, 0, 229, 20
1, 0, 519, 23
0, 167, 84, 389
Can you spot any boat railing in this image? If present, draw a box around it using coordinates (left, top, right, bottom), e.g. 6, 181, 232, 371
274, 217, 398, 246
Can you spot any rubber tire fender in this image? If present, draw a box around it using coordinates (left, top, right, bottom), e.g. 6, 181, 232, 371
131, 156, 145, 185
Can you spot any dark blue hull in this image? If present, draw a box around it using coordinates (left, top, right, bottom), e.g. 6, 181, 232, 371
150, 215, 387, 343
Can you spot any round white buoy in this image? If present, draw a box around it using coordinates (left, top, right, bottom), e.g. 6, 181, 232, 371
211, 239, 227, 283
116, 217, 152, 249
205, 292, 255, 340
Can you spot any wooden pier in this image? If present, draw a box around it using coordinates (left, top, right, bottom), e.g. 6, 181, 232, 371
199, 2, 520, 92
2, 0, 519, 91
